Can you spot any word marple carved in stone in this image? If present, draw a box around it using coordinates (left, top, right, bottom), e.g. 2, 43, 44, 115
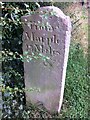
21, 6, 72, 113
24, 31, 60, 56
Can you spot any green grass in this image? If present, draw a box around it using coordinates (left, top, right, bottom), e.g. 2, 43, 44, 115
60, 43, 89, 119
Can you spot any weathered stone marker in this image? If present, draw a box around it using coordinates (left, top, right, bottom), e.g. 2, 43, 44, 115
21, 6, 71, 113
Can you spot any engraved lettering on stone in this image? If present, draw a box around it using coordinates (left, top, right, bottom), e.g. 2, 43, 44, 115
34, 44, 40, 52
49, 46, 52, 55
31, 32, 34, 41
54, 35, 57, 43
47, 38, 50, 45
25, 32, 30, 40
25, 30, 60, 56
27, 22, 31, 29
42, 37, 44, 42
35, 25, 37, 30
41, 45, 44, 53
38, 37, 41, 42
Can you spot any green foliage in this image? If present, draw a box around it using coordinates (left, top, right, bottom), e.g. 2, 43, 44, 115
60, 43, 89, 119
1, 2, 40, 119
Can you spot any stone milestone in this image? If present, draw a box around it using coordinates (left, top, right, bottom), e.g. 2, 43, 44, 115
21, 6, 71, 113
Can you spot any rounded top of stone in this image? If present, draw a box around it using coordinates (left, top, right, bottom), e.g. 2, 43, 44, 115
36, 6, 66, 19
21, 6, 72, 31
